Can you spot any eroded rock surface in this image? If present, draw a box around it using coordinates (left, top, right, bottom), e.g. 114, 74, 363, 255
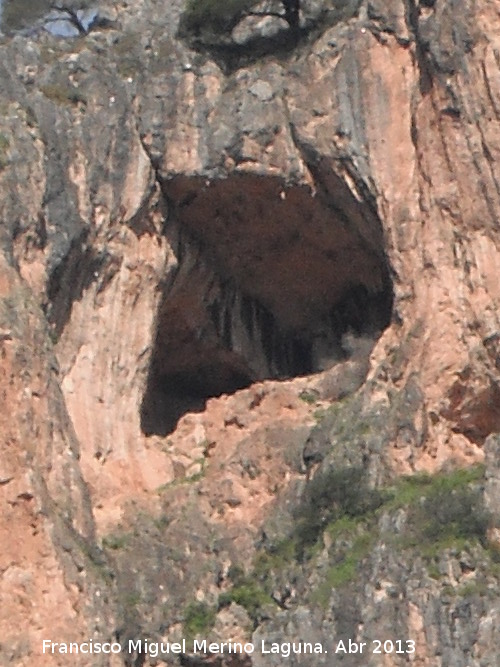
1, 0, 500, 665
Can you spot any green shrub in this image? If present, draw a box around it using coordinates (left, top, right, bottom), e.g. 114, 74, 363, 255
307, 465, 489, 607
219, 582, 272, 622
305, 467, 384, 518
299, 389, 318, 404
227, 563, 245, 583
385, 465, 488, 551
112, 33, 143, 78
184, 601, 217, 637
219, 567, 274, 622
102, 532, 130, 550
456, 580, 488, 598
327, 512, 363, 532
384, 472, 434, 508
227, 465, 490, 616
293, 466, 385, 557
426, 561, 441, 580
414, 485, 488, 545
310, 532, 374, 606
253, 538, 297, 580
0, 133, 9, 171
41, 83, 87, 107
123, 591, 141, 609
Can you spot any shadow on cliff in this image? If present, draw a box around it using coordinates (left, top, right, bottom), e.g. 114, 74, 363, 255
139, 171, 394, 436
177, 0, 362, 73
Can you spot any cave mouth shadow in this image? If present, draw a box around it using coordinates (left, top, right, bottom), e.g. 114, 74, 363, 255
140, 310, 317, 437
140, 282, 393, 438
141, 356, 255, 437
140, 172, 394, 437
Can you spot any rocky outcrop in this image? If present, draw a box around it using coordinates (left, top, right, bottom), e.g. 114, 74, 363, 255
0, 0, 500, 665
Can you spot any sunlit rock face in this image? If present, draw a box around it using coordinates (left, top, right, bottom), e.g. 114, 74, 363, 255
1, 0, 500, 664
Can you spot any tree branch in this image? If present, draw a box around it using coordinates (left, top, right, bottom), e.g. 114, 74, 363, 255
49, 4, 87, 35
246, 10, 287, 21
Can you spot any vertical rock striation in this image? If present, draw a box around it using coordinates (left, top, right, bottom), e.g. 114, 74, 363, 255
0, 0, 499, 664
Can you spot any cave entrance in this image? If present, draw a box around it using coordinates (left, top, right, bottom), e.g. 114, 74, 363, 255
140, 173, 393, 436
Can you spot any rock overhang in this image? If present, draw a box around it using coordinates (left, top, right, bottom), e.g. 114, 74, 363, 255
141, 168, 394, 435
162, 172, 391, 329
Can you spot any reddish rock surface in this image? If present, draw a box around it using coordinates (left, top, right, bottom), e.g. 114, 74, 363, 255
1, 0, 500, 664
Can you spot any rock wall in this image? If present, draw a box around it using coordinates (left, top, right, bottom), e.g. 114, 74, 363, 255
0, 0, 500, 665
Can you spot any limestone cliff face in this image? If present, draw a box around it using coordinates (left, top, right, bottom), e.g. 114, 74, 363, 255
1, 0, 500, 665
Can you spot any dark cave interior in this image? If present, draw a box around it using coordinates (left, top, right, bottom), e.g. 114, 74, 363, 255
140, 173, 394, 436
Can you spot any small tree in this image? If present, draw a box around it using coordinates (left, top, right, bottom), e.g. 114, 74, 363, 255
1, 0, 95, 34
